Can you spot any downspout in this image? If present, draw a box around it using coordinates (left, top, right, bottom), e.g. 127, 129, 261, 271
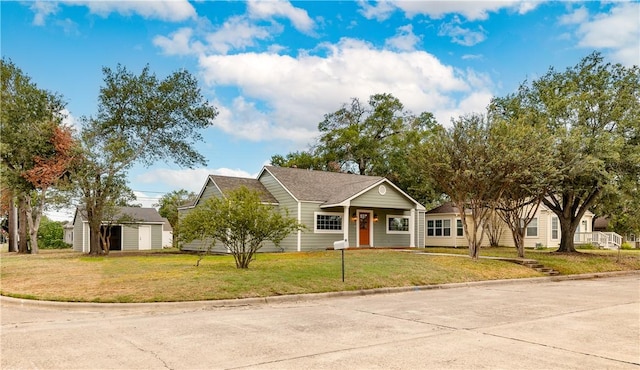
410, 208, 416, 248
297, 201, 302, 252
343, 204, 350, 247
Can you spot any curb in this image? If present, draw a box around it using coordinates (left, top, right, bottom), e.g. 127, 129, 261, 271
2, 270, 638, 311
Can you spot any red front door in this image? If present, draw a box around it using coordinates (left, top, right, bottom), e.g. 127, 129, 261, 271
359, 212, 370, 246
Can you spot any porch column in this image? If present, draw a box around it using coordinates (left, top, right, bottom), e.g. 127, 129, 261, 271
343, 206, 350, 246
410, 208, 416, 248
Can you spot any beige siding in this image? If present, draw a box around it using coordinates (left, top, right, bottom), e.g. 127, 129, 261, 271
426, 207, 594, 249
425, 213, 487, 248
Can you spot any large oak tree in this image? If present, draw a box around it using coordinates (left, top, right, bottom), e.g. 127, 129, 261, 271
493, 53, 639, 253
72, 64, 218, 255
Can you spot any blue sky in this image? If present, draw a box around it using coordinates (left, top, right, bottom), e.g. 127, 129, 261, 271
2, 0, 639, 220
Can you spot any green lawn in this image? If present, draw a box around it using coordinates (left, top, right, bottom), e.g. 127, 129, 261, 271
1, 248, 638, 303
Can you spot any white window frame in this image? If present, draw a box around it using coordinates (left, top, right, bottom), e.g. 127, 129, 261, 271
426, 219, 451, 237
314, 212, 343, 234
456, 219, 464, 237
551, 217, 559, 240
386, 215, 410, 234
526, 218, 538, 238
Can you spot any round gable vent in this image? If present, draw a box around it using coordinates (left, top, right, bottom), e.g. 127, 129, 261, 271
378, 185, 387, 195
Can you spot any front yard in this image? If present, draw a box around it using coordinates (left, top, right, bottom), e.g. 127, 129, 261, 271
1, 248, 638, 303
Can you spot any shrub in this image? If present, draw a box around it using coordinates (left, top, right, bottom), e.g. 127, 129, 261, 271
576, 243, 598, 250
620, 242, 634, 250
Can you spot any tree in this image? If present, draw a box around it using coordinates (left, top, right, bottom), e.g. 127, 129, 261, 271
495, 52, 640, 253
72, 64, 218, 255
156, 189, 196, 248
37, 216, 67, 249
1, 58, 67, 253
272, 93, 440, 205
485, 113, 557, 258
20, 124, 76, 253
179, 187, 303, 269
414, 114, 505, 259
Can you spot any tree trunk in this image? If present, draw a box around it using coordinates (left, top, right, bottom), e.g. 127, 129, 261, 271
8, 198, 18, 252
88, 225, 104, 255
512, 229, 525, 258
18, 196, 28, 253
22, 193, 41, 254
557, 218, 578, 253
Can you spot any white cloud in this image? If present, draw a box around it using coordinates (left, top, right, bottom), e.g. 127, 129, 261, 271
134, 168, 255, 193
153, 27, 203, 56
30, 0, 196, 25
247, 0, 316, 34
197, 37, 491, 142
205, 16, 279, 54
73, 0, 196, 22
438, 16, 487, 46
385, 24, 421, 51
462, 54, 483, 60
393, 1, 541, 21
30, 1, 59, 25
358, 0, 397, 21
558, 6, 588, 25
565, 2, 640, 66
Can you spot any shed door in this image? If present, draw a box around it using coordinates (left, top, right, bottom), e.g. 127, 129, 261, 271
359, 212, 370, 246
139, 225, 151, 250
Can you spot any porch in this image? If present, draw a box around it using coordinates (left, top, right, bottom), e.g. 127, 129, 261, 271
574, 231, 622, 249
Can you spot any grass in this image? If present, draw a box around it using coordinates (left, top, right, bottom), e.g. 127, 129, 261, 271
1, 248, 638, 303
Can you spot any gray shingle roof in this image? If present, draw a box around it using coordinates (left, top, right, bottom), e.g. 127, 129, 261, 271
113, 207, 165, 223
76, 207, 165, 223
210, 175, 279, 204
263, 166, 384, 205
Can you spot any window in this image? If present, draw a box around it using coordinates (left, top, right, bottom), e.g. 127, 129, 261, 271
427, 219, 451, 237
551, 217, 559, 240
387, 216, 410, 233
456, 219, 464, 237
581, 220, 588, 232
526, 218, 538, 237
314, 212, 343, 233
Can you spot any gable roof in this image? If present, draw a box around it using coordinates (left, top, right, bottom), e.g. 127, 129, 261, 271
75, 207, 165, 223
262, 166, 383, 203
209, 175, 278, 204
262, 166, 424, 209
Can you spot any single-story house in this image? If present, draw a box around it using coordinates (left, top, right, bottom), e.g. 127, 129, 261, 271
424, 202, 595, 249
178, 165, 426, 252
72, 207, 165, 252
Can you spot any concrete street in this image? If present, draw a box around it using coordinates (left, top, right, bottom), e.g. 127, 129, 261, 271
2, 273, 639, 369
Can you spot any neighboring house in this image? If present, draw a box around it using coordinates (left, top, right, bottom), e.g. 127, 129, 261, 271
425, 202, 597, 249
594, 217, 639, 248
178, 166, 426, 252
63, 222, 74, 245
161, 218, 173, 248
72, 207, 165, 252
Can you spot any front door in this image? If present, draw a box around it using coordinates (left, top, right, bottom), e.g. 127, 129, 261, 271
359, 212, 370, 246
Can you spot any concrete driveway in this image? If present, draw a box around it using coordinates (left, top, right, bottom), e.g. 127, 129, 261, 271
2, 273, 639, 369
